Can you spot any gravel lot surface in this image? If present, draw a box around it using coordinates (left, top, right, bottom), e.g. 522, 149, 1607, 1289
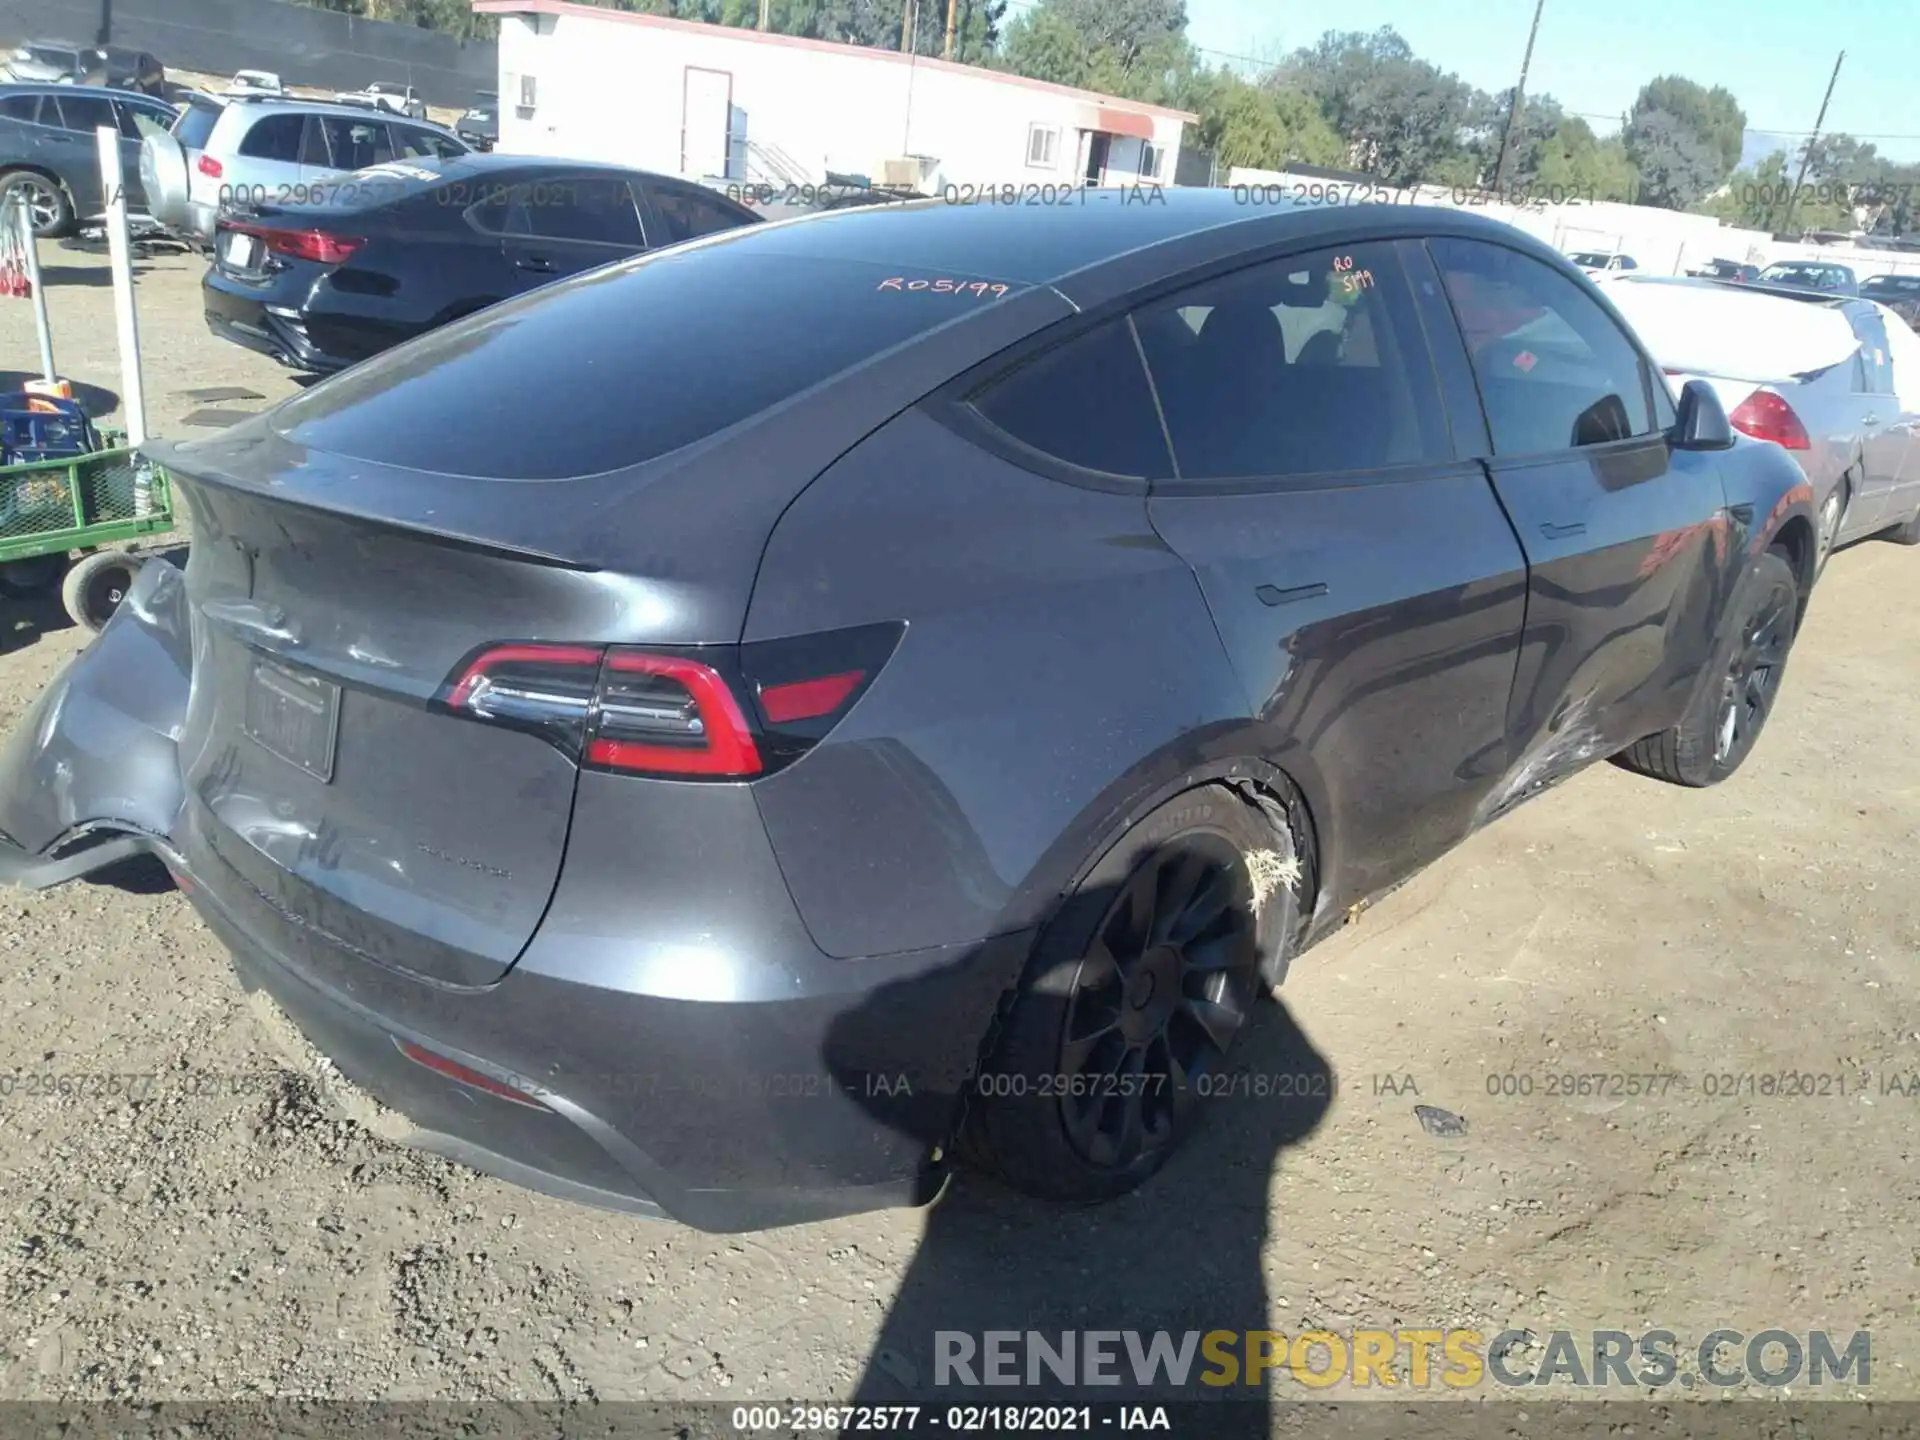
0, 242, 1916, 1415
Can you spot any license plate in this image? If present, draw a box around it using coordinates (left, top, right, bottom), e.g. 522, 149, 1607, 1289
242, 658, 340, 782
223, 232, 258, 269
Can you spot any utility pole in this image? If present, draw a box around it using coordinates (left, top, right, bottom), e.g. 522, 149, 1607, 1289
1492, 0, 1546, 197
944, 0, 958, 61
900, 0, 915, 52
1780, 49, 1845, 237
757, 0, 769, 31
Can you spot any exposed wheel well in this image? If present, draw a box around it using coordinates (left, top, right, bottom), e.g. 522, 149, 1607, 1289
1770, 515, 1815, 621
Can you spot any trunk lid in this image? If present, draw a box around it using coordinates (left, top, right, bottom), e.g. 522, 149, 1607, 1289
168, 462, 637, 987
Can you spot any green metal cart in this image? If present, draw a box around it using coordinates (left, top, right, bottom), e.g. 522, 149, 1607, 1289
0, 434, 174, 632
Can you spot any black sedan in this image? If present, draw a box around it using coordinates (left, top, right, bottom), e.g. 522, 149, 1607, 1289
202, 154, 762, 373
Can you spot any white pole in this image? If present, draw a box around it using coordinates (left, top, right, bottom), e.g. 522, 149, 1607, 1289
16, 192, 55, 383
94, 126, 148, 447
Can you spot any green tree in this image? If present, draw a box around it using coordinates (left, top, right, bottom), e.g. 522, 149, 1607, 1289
1530, 116, 1637, 201
1274, 27, 1484, 187
1630, 75, 1745, 176
1623, 75, 1744, 207
1183, 71, 1343, 171
999, 0, 1188, 99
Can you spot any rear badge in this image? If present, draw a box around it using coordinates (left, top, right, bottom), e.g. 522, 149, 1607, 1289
242, 658, 341, 783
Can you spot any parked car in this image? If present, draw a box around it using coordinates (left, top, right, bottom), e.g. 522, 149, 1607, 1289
1861, 273, 1920, 330
224, 70, 285, 99
1568, 249, 1637, 274
1, 42, 163, 97
454, 89, 497, 150
138, 95, 469, 246
0, 196, 1825, 1231
1604, 274, 1920, 569
1752, 259, 1858, 296
201, 154, 763, 372
333, 84, 427, 121
0, 83, 176, 235
1692, 258, 1759, 283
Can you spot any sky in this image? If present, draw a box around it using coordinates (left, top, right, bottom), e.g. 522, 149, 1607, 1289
1180, 0, 1920, 166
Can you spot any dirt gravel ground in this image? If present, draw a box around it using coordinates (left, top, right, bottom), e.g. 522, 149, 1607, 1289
1, 243, 1918, 1415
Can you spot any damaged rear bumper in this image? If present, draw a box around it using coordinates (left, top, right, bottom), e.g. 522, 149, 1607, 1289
0, 557, 190, 883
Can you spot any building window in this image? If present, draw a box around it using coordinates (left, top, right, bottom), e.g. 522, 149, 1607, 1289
1140, 142, 1161, 179
511, 72, 537, 114
1026, 124, 1058, 169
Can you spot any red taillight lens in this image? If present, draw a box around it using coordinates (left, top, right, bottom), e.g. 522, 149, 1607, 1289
1728, 389, 1811, 450
588, 651, 763, 777
196, 153, 222, 179
433, 624, 903, 780
224, 222, 363, 265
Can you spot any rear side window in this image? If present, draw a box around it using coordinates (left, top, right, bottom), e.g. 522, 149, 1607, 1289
526, 178, 642, 245
1846, 307, 1895, 393
174, 100, 221, 149
239, 113, 304, 162
312, 116, 393, 170
393, 126, 464, 161
50, 93, 116, 135
1133, 240, 1450, 480
970, 319, 1171, 477
646, 180, 755, 245
1430, 237, 1655, 455
274, 248, 1028, 478
0, 95, 39, 122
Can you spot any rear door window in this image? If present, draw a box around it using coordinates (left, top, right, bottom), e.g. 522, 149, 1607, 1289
393, 125, 464, 161
524, 178, 643, 246
1133, 240, 1451, 481
50, 92, 117, 135
1429, 237, 1656, 455
970, 319, 1172, 477
0, 95, 40, 123
311, 115, 394, 170
644, 179, 755, 244
240, 113, 305, 162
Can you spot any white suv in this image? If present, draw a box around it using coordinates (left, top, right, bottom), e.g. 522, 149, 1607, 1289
136, 95, 468, 245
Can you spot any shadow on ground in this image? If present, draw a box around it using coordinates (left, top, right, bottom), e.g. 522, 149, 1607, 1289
824, 861, 1335, 1437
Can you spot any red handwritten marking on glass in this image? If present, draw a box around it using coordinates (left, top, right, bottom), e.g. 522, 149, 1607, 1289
877, 277, 1011, 297
1513, 350, 1538, 372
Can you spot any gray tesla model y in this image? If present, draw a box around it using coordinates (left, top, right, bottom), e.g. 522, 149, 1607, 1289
0, 191, 1822, 1231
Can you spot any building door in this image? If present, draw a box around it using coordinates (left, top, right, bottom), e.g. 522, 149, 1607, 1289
681, 67, 732, 177
1084, 132, 1110, 185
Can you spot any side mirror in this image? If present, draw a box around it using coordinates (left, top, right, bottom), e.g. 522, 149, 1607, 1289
1672, 379, 1734, 451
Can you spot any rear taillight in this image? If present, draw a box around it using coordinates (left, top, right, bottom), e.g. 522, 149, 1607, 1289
432, 623, 903, 780
224, 221, 363, 265
1728, 390, 1811, 451
196, 153, 222, 179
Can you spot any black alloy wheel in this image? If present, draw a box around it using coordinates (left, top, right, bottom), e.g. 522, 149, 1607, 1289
1055, 834, 1260, 1170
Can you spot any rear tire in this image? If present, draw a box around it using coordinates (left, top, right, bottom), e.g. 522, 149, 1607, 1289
1613, 548, 1799, 788
61, 550, 139, 632
0, 170, 74, 239
1887, 503, 1920, 547
959, 784, 1299, 1203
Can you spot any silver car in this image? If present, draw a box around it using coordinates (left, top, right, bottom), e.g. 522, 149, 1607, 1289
1602, 274, 1920, 568
137, 94, 468, 245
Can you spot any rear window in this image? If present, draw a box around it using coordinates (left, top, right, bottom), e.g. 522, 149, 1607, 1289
174, 99, 221, 149
274, 246, 1030, 478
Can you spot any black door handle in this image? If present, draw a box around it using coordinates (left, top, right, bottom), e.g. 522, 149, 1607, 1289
515, 256, 555, 274
1255, 581, 1328, 607
1540, 521, 1586, 540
